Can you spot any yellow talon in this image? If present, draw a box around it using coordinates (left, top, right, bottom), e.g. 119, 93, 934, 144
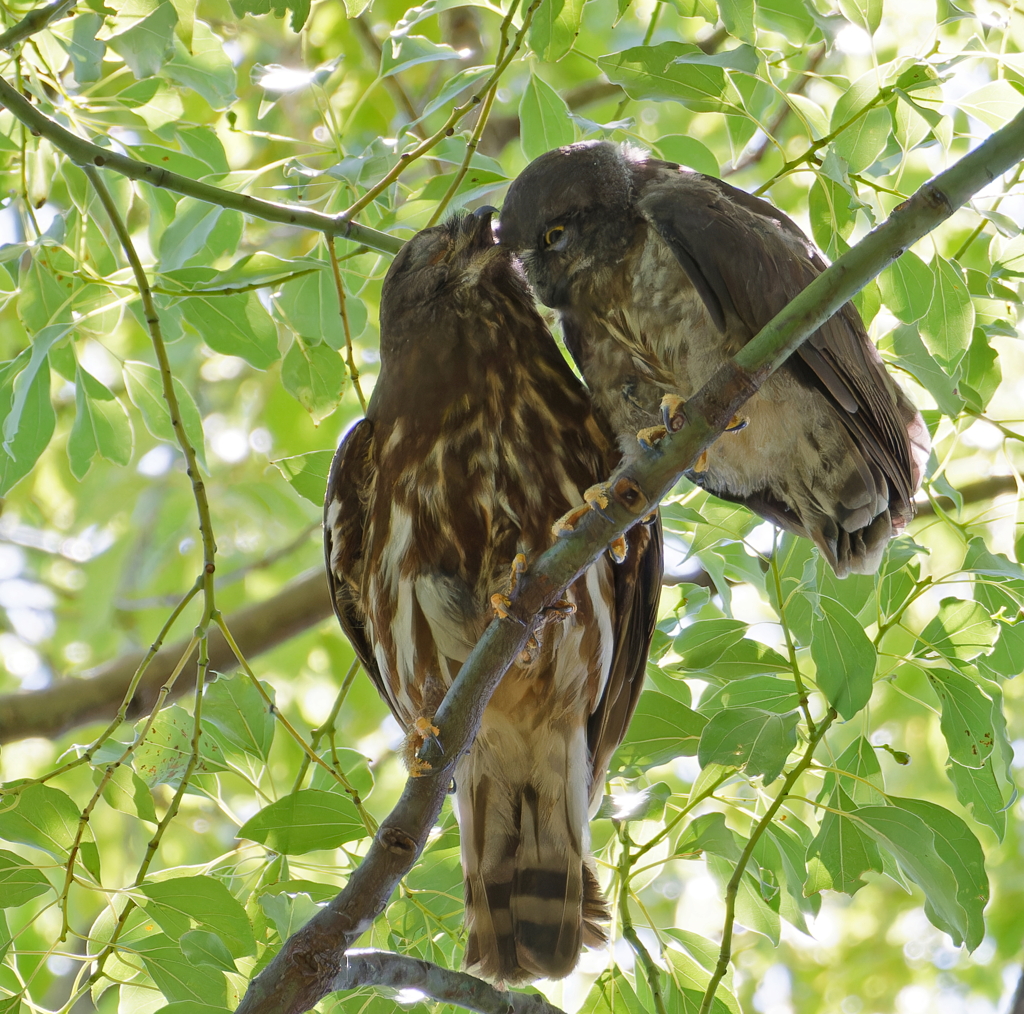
552, 502, 591, 537
406, 716, 441, 776
491, 592, 512, 619
660, 394, 687, 433
637, 425, 667, 449
693, 450, 709, 473
609, 535, 628, 564
726, 414, 748, 433
584, 483, 611, 511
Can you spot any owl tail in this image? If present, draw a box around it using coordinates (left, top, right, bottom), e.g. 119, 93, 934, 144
455, 719, 608, 985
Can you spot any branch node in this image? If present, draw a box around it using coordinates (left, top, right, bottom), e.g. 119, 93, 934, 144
610, 476, 649, 515
379, 825, 417, 855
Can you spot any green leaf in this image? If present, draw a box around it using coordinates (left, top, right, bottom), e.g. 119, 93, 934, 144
878, 250, 934, 323
924, 668, 997, 768
380, 35, 460, 76
716, 0, 755, 41
202, 675, 275, 763
97, 764, 158, 824
598, 43, 731, 113
142, 875, 257, 957
805, 787, 882, 895
64, 13, 106, 83
849, 804, 971, 948
159, 200, 228, 271
584, 967, 647, 1014
754, 0, 816, 37
275, 261, 367, 350
134, 933, 227, 1005
891, 797, 988, 950
281, 338, 346, 423
810, 596, 876, 720
519, 74, 576, 161
610, 690, 706, 774
821, 736, 886, 805
833, 106, 891, 174
707, 853, 781, 943
920, 257, 974, 371
675, 812, 741, 861
237, 789, 366, 854
961, 327, 1001, 412
180, 292, 280, 370
0, 850, 52, 907
0, 784, 85, 858
165, 22, 237, 109
229, 0, 311, 29
179, 930, 237, 972
673, 618, 747, 669
946, 758, 1008, 840
697, 676, 800, 717
107, 2, 178, 79
132, 706, 194, 789
838, 0, 882, 34
123, 360, 207, 471
655, 135, 719, 175
274, 448, 334, 504
67, 365, 134, 480
258, 890, 323, 942
528, 0, 584, 61
886, 323, 963, 417
697, 708, 799, 784
154, 1003, 233, 1014
915, 598, 998, 663
0, 350, 56, 495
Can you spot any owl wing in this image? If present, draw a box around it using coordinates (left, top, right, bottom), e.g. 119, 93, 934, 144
586, 512, 663, 795
635, 166, 926, 517
324, 419, 392, 712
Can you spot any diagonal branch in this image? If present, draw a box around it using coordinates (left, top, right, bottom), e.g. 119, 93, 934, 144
333, 950, 567, 1014
235, 100, 1024, 1014
0, 77, 404, 255
0, 0, 76, 51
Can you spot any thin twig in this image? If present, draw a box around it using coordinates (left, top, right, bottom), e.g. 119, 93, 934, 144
697, 710, 836, 1014
341, 0, 542, 220
328, 237, 367, 410
727, 44, 826, 175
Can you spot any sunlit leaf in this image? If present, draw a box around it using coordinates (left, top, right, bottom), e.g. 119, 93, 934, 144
810, 596, 876, 720
237, 789, 365, 854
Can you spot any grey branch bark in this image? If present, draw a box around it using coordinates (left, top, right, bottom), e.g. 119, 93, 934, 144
333, 950, 566, 1014
0, 568, 332, 744
0, 0, 76, 51
236, 102, 1024, 1014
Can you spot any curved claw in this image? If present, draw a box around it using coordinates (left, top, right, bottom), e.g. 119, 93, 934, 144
552, 503, 591, 537
584, 482, 614, 521
661, 394, 687, 433
637, 424, 667, 450
609, 535, 628, 564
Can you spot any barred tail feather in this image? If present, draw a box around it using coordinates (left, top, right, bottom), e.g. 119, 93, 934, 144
456, 718, 607, 984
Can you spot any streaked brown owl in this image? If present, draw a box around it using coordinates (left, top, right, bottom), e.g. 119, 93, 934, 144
324, 210, 662, 984
499, 141, 930, 577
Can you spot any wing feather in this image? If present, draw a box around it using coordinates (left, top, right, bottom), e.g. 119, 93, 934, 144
586, 513, 663, 794
323, 419, 392, 710
636, 166, 920, 510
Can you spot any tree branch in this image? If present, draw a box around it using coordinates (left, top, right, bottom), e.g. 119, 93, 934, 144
332, 950, 566, 1014
0, 0, 76, 51
0, 568, 332, 744
0, 77, 404, 255
235, 98, 1024, 1014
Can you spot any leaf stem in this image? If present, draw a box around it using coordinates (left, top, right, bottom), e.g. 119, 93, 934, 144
697, 710, 836, 1014
328, 237, 367, 411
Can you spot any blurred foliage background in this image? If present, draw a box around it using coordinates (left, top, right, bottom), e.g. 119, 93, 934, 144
0, 0, 1022, 1010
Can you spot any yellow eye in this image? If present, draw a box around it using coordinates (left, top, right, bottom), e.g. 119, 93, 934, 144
544, 225, 565, 247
